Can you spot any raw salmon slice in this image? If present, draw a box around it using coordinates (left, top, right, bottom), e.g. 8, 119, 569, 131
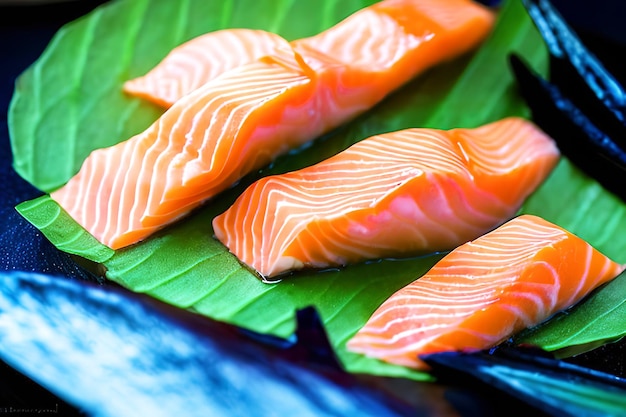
52, 49, 315, 249
346, 214, 625, 370
212, 117, 560, 278
123, 29, 291, 107
124, 0, 496, 107
51, 0, 495, 250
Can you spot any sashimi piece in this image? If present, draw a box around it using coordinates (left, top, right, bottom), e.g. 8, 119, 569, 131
52, 49, 315, 249
123, 29, 291, 107
212, 117, 560, 278
292, 0, 495, 96
124, 0, 496, 107
51, 0, 495, 250
346, 214, 625, 370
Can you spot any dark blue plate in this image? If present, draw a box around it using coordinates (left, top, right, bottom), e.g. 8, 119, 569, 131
1, 1, 624, 416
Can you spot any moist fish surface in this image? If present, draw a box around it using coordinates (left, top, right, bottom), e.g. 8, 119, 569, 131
346, 214, 625, 370
123, 29, 292, 107
124, 0, 496, 108
50, 0, 495, 249
213, 117, 560, 278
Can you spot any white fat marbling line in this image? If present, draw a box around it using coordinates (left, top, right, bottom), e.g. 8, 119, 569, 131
346, 215, 624, 368
215, 118, 559, 277
52, 56, 312, 248
124, 29, 290, 105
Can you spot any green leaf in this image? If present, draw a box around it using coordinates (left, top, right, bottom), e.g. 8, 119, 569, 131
9, 0, 374, 192
15, 195, 114, 263
11, 0, 626, 381
515, 271, 626, 356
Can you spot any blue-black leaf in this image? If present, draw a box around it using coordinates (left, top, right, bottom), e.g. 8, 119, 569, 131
423, 346, 626, 417
523, 0, 626, 144
513, 0, 626, 202
510, 54, 626, 202
0, 271, 419, 417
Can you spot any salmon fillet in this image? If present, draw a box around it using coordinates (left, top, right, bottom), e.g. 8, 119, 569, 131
123, 29, 292, 107
124, 0, 496, 108
213, 117, 560, 278
51, 0, 495, 249
346, 214, 625, 370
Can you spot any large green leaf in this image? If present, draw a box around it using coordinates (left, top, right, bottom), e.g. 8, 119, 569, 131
9, 0, 374, 192
10, 0, 626, 380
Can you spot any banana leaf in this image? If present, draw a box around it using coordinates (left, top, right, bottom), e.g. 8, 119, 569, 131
10, 0, 626, 380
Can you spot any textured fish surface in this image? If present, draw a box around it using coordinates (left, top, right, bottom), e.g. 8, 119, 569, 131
123, 29, 292, 107
346, 214, 625, 370
213, 117, 560, 278
124, 0, 496, 108
50, 0, 495, 249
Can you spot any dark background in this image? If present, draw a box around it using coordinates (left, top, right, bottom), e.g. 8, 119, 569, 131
1, 0, 624, 415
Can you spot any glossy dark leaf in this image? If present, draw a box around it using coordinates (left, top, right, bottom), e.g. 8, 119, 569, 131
517, 0, 626, 170
510, 54, 626, 201
522, 0, 626, 144
0, 271, 418, 417
423, 347, 626, 417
